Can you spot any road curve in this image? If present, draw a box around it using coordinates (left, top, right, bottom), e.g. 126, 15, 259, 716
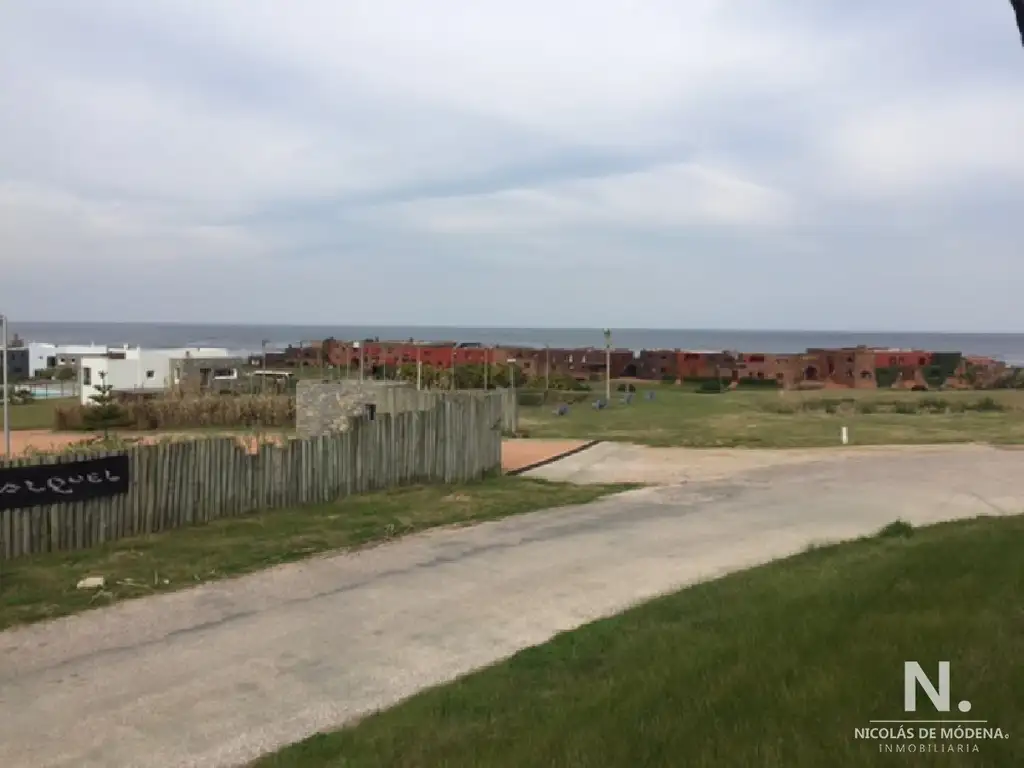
0, 444, 1021, 767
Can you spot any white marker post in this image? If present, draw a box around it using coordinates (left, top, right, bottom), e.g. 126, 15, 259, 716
841, 426, 849, 445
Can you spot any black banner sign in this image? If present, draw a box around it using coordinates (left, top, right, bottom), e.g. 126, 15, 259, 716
0, 454, 130, 510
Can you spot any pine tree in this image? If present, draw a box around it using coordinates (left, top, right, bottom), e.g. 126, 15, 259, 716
82, 371, 125, 438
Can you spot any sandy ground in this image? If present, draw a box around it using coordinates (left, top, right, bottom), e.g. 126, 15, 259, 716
500, 438, 591, 471
1, 443, 1022, 767
5, 430, 589, 471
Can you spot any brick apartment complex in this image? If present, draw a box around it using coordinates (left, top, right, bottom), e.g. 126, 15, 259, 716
267, 339, 1003, 390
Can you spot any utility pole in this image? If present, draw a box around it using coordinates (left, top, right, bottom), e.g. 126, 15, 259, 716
450, 344, 456, 391
260, 339, 268, 393
545, 344, 550, 391
416, 343, 423, 391
508, 358, 517, 392
356, 341, 365, 381
1, 313, 9, 457
483, 346, 489, 391
603, 328, 612, 403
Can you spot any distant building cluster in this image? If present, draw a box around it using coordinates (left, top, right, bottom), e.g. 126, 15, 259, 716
259, 340, 1007, 391
2, 335, 1007, 401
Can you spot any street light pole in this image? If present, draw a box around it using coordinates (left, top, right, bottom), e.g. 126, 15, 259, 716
603, 328, 612, 403
416, 343, 423, 391
1, 313, 9, 457
260, 339, 269, 393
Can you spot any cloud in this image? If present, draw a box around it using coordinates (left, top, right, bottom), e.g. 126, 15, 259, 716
365, 161, 797, 239
0, 0, 1022, 330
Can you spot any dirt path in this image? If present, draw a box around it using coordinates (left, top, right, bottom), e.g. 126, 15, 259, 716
0, 445, 1021, 767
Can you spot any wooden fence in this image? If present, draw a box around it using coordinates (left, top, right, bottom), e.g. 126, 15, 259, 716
0, 395, 503, 560
375, 387, 518, 433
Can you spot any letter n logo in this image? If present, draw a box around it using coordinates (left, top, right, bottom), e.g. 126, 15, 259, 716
904, 661, 950, 712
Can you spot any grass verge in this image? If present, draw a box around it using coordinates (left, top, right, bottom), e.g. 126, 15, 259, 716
518, 386, 1024, 447
258, 514, 1024, 768
0, 476, 632, 631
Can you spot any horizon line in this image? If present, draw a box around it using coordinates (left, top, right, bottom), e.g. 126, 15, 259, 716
9, 320, 1024, 337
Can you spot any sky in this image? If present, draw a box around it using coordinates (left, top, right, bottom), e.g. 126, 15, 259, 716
1, 1, 1022, 332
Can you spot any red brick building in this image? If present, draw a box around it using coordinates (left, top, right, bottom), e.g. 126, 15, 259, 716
284, 339, 990, 391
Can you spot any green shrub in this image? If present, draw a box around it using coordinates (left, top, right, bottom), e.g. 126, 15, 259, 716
970, 396, 1004, 413
516, 390, 546, 407
856, 401, 877, 414
735, 377, 779, 388
917, 397, 949, 414
892, 401, 918, 415
660, 375, 676, 385
1, 387, 35, 406
874, 367, 900, 389
930, 352, 963, 380
696, 380, 726, 394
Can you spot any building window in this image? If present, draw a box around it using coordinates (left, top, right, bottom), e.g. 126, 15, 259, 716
861, 370, 872, 379
919, 357, 926, 365
146, 370, 155, 379
83, 367, 92, 386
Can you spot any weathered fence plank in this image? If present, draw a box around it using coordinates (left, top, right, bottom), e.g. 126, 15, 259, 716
0, 394, 503, 559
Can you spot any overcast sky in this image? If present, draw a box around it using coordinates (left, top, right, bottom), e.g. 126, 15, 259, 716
1, 1, 1022, 331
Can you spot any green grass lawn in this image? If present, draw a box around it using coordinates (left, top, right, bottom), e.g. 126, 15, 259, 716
517, 385, 1024, 447
5, 397, 76, 430
0, 477, 631, 630
258, 515, 1024, 768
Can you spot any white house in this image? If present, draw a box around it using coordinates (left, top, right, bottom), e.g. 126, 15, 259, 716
26, 342, 139, 377
77, 347, 233, 404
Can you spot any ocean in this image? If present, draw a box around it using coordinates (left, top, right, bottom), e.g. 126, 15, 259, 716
8, 322, 1024, 365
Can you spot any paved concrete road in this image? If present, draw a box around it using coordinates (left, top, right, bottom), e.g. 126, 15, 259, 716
0, 444, 1021, 767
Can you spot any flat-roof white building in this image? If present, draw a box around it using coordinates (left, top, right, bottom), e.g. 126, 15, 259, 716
25, 343, 140, 377
77, 347, 234, 404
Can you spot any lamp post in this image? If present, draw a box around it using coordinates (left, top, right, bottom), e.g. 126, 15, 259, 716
507, 358, 517, 392
260, 339, 269, 393
1, 313, 9, 457
603, 328, 612, 403
416, 342, 423, 391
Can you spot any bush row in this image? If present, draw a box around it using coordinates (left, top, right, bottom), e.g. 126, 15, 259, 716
759, 396, 1007, 416
55, 394, 296, 431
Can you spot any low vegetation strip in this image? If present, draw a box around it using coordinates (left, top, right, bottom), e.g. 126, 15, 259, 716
258, 515, 1024, 768
0, 477, 632, 631
517, 386, 1024, 447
